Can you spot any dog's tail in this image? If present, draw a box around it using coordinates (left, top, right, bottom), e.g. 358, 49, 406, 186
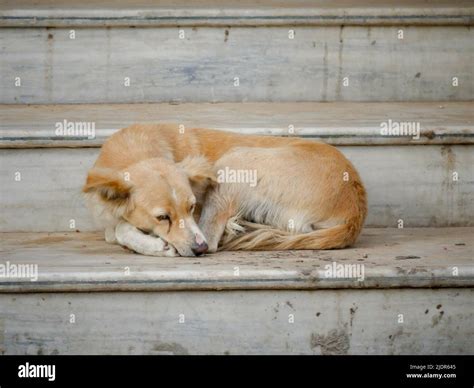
220, 181, 367, 251
220, 219, 360, 251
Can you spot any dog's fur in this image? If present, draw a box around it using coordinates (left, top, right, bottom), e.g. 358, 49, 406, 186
83, 124, 367, 256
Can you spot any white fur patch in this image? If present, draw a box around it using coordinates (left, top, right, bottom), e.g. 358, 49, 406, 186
115, 221, 178, 257
105, 226, 117, 243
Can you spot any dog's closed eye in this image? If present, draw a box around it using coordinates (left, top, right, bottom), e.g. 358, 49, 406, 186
156, 214, 170, 222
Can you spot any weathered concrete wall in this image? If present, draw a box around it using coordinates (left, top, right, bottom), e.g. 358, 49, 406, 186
0, 289, 472, 355
1, 26, 472, 103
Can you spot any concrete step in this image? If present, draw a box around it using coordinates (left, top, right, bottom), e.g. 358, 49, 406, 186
1, 1, 472, 103
1, 228, 473, 292
2, 102, 473, 148
1, 102, 473, 231
0, 228, 473, 354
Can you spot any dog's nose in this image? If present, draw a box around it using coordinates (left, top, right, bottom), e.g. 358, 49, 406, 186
191, 241, 208, 256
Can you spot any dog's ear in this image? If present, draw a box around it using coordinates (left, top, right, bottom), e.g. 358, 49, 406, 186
178, 156, 217, 195
83, 168, 133, 214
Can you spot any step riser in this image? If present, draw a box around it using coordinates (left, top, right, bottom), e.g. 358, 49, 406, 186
1, 145, 472, 232
1, 26, 472, 104
1, 289, 472, 355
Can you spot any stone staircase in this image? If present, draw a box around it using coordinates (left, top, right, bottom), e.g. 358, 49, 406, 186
0, 0, 473, 354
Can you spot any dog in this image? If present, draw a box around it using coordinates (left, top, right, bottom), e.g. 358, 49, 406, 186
83, 124, 367, 257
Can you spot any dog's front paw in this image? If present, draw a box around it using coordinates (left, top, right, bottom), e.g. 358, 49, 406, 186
164, 244, 179, 257
138, 237, 174, 257
206, 243, 218, 254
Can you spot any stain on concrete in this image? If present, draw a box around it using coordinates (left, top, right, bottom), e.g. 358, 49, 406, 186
415, 72, 421, 78
387, 326, 410, 354
440, 145, 457, 223
152, 341, 188, 355
441, 145, 456, 171
181, 66, 197, 83
432, 311, 445, 327
408, 267, 428, 275
335, 26, 345, 99
310, 329, 350, 355
395, 266, 406, 275
273, 303, 280, 312
45, 28, 54, 101
395, 255, 421, 260
424, 130, 435, 139
349, 306, 358, 328
322, 42, 328, 101
396, 266, 427, 275
224, 29, 229, 42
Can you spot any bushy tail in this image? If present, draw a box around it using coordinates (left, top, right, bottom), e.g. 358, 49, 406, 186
220, 219, 361, 251
220, 180, 367, 251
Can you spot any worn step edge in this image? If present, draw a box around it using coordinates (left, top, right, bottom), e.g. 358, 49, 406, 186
2, 273, 474, 293
1, 1, 473, 27
0, 229, 473, 292
1, 127, 472, 148
1, 102, 473, 148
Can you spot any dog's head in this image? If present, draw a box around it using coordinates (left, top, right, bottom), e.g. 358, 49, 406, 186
83, 156, 216, 256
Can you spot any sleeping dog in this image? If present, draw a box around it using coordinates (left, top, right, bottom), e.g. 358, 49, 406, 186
83, 124, 367, 256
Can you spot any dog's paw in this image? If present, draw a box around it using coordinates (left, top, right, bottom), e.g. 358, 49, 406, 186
164, 244, 179, 257
138, 238, 174, 257
141, 238, 180, 257
104, 226, 117, 243
206, 243, 218, 254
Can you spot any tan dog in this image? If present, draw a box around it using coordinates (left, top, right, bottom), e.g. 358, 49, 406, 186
83, 124, 367, 256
